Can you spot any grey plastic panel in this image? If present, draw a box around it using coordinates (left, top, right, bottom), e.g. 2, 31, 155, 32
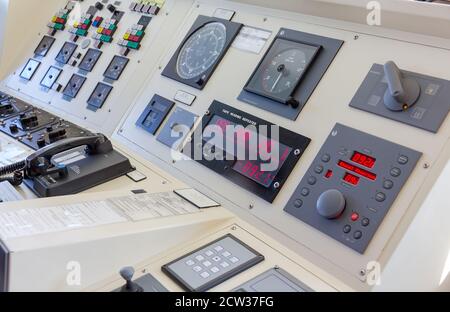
233, 268, 313, 292
349, 63, 450, 133
103, 55, 129, 81
284, 123, 422, 253
162, 234, 264, 292
156, 106, 197, 149
34, 35, 56, 57
113, 273, 168, 292
238, 28, 343, 120
78, 48, 102, 72
87, 82, 113, 111
63, 74, 87, 99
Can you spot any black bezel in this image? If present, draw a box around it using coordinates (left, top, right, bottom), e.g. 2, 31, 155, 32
186, 100, 311, 203
103, 55, 129, 81
161, 15, 243, 90
79, 48, 103, 72
34, 35, 56, 57
87, 82, 113, 110
63, 74, 87, 98
161, 234, 265, 292
244, 38, 321, 105
136, 94, 175, 135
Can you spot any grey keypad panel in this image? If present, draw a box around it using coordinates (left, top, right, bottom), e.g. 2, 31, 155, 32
233, 268, 313, 292
162, 234, 264, 292
349, 63, 450, 133
284, 123, 422, 253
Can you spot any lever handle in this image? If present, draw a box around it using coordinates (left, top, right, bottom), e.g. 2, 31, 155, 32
383, 61, 421, 111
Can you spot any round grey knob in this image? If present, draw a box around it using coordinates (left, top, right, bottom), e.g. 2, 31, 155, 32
120, 267, 135, 282
316, 189, 346, 219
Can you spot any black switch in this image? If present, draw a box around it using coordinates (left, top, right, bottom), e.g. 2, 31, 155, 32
95, 2, 104, 10
107, 4, 116, 13
37, 138, 46, 148
9, 123, 18, 133
19, 114, 38, 128
0, 103, 13, 114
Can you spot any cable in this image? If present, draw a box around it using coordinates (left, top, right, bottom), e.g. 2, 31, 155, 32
0, 160, 26, 176
0, 160, 26, 186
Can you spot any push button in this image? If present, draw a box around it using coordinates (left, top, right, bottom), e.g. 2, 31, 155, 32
390, 167, 401, 177
353, 231, 363, 240
383, 179, 394, 190
398, 155, 409, 165
294, 199, 303, 208
375, 192, 386, 202
314, 165, 324, 174
343, 225, 351, 234
321, 154, 331, 163
301, 188, 310, 197
307, 176, 317, 185
362, 218, 370, 227
351, 212, 359, 222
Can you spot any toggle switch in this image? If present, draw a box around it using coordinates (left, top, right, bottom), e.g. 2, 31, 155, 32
384, 61, 421, 111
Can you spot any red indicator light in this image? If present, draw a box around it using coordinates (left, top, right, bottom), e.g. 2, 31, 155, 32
325, 170, 333, 179
351, 213, 359, 222
343, 172, 360, 186
338, 160, 377, 181
351, 151, 376, 169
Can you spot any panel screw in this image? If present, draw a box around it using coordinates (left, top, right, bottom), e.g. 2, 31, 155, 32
231, 226, 237, 231
273, 182, 280, 189
249, 204, 254, 210
359, 269, 366, 276
294, 149, 301, 156
354, 35, 359, 40
158, 66, 162, 70
263, 17, 268, 22
205, 110, 211, 116
423, 163, 430, 169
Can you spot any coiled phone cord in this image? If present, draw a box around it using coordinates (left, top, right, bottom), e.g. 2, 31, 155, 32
0, 160, 26, 186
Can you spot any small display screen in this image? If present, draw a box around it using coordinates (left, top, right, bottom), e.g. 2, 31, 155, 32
205, 115, 293, 188
338, 160, 377, 181
351, 151, 376, 169
343, 172, 360, 186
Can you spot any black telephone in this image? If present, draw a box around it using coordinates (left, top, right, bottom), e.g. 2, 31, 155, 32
0, 134, 134, 197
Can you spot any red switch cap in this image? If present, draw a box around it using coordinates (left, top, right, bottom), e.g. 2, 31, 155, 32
351, 213, 359, 222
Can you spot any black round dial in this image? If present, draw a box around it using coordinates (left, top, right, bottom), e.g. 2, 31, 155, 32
176, 22, 227, 80
261, 48, 309, 95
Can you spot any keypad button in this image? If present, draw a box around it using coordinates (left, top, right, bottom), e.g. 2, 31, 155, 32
294, 199, 303, 208
314, 165, 324, 174
186, 260, 195, 266
211, 267, 220, 274
193, 266, 202, 272
362, 218, 370, 227
301, 188, 310, 197
353, 231, 363, 240
205, 250, 214, 257
398, 155, 409, 165
230, 257, 239, 264
308, 176, 317, 185
383, 179, 394, 190
195, 255, 205, 262
214, 246, 223, 252
375, 192, 386, 202
222, 251, 231, 258
343, 225, 351, 234
203, 261, 212, 267
390, 167, 401, 177
220, 262, 229, 268
200, 272, 210, 279
212, 256, 221, 262
322, 154, 331, 163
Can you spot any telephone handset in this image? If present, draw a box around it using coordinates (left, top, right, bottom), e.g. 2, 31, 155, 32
20, 133, 134, 197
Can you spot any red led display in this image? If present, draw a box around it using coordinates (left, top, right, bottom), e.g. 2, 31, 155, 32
343, 172, 360, 186
351, 151, 376, 169
338, 160, 377, 181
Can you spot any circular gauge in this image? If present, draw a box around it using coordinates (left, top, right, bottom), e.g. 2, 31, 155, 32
176, 22, 227, 80
261, 48, 309, 95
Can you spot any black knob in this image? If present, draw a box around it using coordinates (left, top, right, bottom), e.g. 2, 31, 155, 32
95, 2, 104, 10
9, 123, 18, 133
37, 138, 46, 148
46, 126, 53, 132
107, 4, 116, 13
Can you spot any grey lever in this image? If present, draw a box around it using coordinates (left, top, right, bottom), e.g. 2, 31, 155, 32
383, 61, 421, 111
119, 267, 144, 293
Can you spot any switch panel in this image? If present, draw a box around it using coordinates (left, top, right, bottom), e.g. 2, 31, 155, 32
0, 109, 56, 138
136, 94, 174, 135
20, 59, 41, 81
118, 15, 152, 53
63, 74, 87, 99
284, 123, 422, 253
40, 66, 63, 89
68, 6, 97, 41
349, 63, 450, 133
79, 48, 102, 72
156, 106, 198, 150
162, 234, 265, 292
104, 55, 129, 81
0, 96, 31, 120
34, 36, 56, 57
22, 121, 93, 150
55, 42, 78, 65
47, 3, 74, 35
87, 82, 113, 111
233, 268, 313, 292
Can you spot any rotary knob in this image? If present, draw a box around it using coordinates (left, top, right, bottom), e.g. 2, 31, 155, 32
316, 189, 346, 219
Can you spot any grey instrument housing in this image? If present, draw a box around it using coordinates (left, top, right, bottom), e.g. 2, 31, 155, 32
349, 63, 450, 133
284, 123, 422, 253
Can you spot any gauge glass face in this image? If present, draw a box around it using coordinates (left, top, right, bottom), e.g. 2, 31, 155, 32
176, 22, 227, 80
246, 39, 320, 104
